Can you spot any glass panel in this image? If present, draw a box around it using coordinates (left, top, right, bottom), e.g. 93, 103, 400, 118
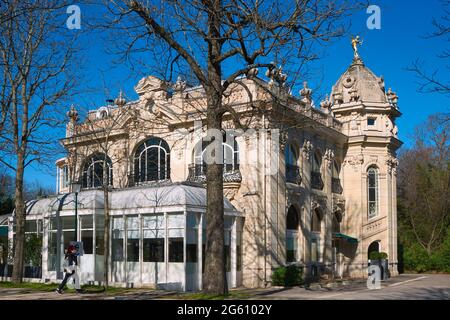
168, 214, 184, 229
112, 239, 123, 261
50, 217, 58, 230
62, 216, 75, 230
127, 239, 139, 262
81, 230, 93, 254
126, 216, 139, 230
95, 215, 104, 255
81, 215, 93, 229
25, 220, 37, 233
169, 238, 184, 262
143, 214, 164, 229
48, 232, 57, 271
143, 238, 164, 262
63, 231, 75, 249
112, 217, 124, 261
369, 188, 376, 201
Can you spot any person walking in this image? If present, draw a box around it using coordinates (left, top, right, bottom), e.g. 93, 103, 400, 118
55, 244, 82, 294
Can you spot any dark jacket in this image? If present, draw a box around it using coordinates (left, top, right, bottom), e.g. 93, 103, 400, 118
63, 252, 78, 272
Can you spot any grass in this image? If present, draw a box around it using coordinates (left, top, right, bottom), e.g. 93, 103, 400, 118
0, 281, 149, 295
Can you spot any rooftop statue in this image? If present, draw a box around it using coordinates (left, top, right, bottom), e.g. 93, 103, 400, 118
351, 35, 363, 58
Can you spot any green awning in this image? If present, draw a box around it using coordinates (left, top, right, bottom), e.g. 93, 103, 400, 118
333, 232, 358, 244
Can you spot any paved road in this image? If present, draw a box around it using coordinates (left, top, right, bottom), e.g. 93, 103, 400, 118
0, 274, 448, 300
255, 274, 450, 300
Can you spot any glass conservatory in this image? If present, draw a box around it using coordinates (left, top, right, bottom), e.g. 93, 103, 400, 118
15, 183, 243, 291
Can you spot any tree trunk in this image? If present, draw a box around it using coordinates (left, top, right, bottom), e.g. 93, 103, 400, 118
103, 186, 110, 288
11, 153, 25, 283
202, 89, 228, 295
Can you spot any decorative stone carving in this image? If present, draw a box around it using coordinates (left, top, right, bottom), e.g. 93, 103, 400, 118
332, 91, 343, 104
173, 76, 186, 93
342, 75, 356, 88
323, 148, 335, 168
300, 81, 312, 105
386, 155, 399, 174
386, 88, 398, 107
320, 94, 332, 113
333, 198, 345, 215
279, 131, 288, 151
114, 90, 126, 108
346, 153, 364, 167
348, 87, 360, 102
135, 76, 169, 111
266, 63, 287, 87
67, 104, 79, 123
246, 67, 259, 79
302, 140, 313, 160
66, 105, 79, 137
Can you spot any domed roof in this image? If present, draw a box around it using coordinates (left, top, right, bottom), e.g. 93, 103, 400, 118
331, 57, 387, 104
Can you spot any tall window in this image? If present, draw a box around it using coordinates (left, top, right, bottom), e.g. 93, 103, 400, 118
312, 151, 321, 173
61, 165, 69, 189
82, 153, 113, 189
367, 167, 379, 218
332, 160, 343, 194
285, 144, 300, 184
134, 137, 170, 183
193, 134, 239, 174
126, 216, 140, 262
286, 206, 300, 262
311, 151, 324, 190
143, 214, 165, 262
311, 209, 322, 233
80, 215, 93, 254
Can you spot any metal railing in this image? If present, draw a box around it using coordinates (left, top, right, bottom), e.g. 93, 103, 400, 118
311, 171, 324, 190
286, 164, 302, 185
186, 163, 242, 184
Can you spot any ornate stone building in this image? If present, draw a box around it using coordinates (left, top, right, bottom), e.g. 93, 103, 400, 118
14, 49, 401, 290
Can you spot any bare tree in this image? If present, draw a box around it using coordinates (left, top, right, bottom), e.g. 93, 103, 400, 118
407, 0, 450, 96
398, 113, 450, 255
102, 0, 362, 294
0, 0, 78, 282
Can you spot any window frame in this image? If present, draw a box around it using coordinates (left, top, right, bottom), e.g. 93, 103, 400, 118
367, 167, 379, 219
134, 137, 171, 183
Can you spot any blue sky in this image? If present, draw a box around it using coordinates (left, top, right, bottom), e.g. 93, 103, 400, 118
26, 0, 449, 190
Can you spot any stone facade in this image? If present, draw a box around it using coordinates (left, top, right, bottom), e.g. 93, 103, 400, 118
54, 52, 401, 288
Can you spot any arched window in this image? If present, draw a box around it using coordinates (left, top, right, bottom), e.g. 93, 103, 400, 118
367, 167, 379, 218
134, 137, 170, 184
285, 144, 301, 184
311, 151, 324, 190
286, 206, 300, 263
193, 134, 239, 174
311, 209, 322, 233
332, 160, 343, 194
81, 153, 113, 189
